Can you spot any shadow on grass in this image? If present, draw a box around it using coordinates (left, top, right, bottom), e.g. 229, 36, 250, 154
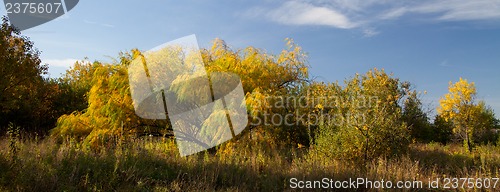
4, 138, 500, 191
0, 139, 293, 191
408, 144, 500, 176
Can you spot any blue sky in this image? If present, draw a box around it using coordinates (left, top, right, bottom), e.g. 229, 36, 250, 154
1, 0, 500, 118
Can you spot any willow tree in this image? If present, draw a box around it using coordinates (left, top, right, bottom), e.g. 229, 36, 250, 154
201, 38, 310, 144
51, 53, 143, 147
52, 38, 311, 147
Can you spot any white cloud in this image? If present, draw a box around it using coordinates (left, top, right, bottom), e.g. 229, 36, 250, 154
84, 20, 115, 28
314, 0, 386, 12
363, 28, 379, 37
413, 0, 500, 21
439, 60, 452, 67
246, 0, 500, 32
43, 58, 78, 68
101, 23, 116, 28
380, 7, 408, 20
266, 1, 356, 29
377, 0, 500, 21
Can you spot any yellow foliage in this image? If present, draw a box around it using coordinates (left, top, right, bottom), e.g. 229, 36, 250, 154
51, 53, 143, 147
202, 38, 309, 94
51, 38, 311, 147
436, 77, 495, 151
438, 78, 477, 122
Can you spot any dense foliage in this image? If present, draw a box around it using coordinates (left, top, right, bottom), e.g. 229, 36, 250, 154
438, 78, 499, 151
0, 15, 498, 160
0, 17, 56, 133
313, 69, 410, 162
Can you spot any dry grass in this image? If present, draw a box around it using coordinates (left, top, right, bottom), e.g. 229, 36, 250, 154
0, 136, 499, 191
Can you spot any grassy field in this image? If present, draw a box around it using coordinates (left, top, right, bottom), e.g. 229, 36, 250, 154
1, 135, 500, 191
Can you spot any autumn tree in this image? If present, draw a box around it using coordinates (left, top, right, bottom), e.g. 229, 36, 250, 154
401, 85, 432, 142
471, 102, 498, 144
0, 16, 51, 132
314, 69, 410, 162
54, 60, 103, 114
202, 38, 310, 145
51, 38, 311, 149
51, 53, 148, 146
431, 114, 453, 144
438, 78, 497, 151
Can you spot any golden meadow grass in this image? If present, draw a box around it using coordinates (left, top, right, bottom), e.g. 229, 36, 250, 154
1, 135, 499, 191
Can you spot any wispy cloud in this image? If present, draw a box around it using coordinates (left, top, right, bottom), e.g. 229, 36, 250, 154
239, 1, 358, 29
412, 0, 500, 21
43, 58, 78, 68
379, 7, 408, 20
84, 20, 115, 28
439, 60, 452, 67
377, 0, 500, 21
362, 28, 379, 37
265, 1, 356, 29
317, 0, 386, 12
245, 0, 500, 34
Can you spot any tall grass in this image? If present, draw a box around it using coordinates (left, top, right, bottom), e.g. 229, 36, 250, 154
0, 136, 499, 191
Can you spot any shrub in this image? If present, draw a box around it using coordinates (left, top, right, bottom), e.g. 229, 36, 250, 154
313, 69, 410, 162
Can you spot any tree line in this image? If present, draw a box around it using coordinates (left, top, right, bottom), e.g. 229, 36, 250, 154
1, 17, 498, 160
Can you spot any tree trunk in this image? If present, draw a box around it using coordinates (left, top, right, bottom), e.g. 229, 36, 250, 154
465, 126, 472, 153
